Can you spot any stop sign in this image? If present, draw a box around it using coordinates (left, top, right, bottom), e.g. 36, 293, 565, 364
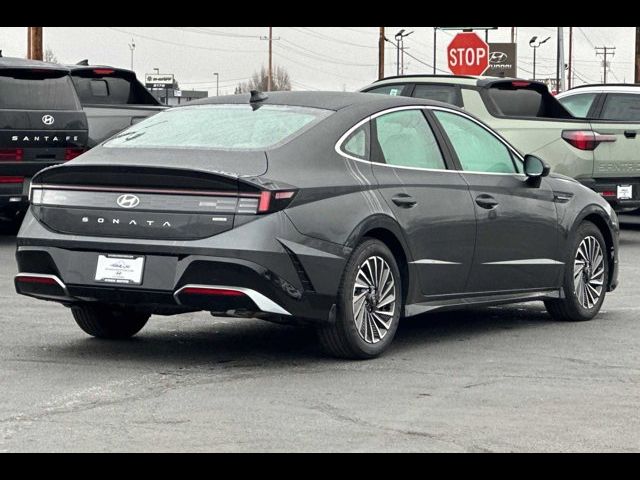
447, 32, 489, 76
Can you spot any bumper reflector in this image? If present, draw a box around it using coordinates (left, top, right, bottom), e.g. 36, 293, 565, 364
16, 275, 58, 285
180, 287, 245, 297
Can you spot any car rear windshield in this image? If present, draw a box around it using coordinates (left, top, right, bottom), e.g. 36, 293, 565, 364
485, 84, 573, 119
71, 70, 160, 106
0, 69, 79, 110
104, 104, 332, 150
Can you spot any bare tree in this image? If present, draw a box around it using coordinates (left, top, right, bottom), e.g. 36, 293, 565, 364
235, 65, 291, 94
44, 47, 58, 64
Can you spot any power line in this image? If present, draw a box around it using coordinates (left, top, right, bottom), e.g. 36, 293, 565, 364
288, 27, 378, 49
279, 38, 376, 67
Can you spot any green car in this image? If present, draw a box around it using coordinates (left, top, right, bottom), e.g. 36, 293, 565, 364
361, 75, 640, 212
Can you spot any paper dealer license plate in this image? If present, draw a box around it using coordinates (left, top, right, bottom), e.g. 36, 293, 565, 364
95, 254, 145, 285
617, 185, 633, 200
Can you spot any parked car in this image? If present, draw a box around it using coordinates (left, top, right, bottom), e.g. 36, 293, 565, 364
557, 84, 640, 120
67, 62, 165, 147
15, 92, 619, 359
0, 56, 88, 224
361, 75, 640, 212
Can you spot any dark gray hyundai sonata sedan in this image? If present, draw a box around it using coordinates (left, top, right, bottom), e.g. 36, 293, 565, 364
15, 91, 619, 359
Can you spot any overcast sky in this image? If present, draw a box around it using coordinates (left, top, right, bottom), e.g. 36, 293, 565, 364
0, 27, 635, 95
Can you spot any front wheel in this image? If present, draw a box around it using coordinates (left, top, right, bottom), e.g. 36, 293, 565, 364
545, 221, 608, 322
317, 239, 402, 359
71, 304, 150, 339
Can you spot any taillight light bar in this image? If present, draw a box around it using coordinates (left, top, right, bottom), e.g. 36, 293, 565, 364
562, 130, 617, 151
257, 190, 297, 214
0, 148, 23, 161
15, 275, 58, 285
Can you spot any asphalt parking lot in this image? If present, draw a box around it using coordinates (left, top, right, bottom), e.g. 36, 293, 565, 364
0, 220, 638, 453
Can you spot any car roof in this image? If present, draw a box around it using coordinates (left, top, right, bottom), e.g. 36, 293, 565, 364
0, 56, 69, 73
362, 74, 550, 90
558, 84, 640, 96
182, 90, 462, 112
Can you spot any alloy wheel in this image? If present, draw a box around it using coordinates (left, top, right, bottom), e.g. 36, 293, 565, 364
573, 236, 605, 309
352, 255, 396, 344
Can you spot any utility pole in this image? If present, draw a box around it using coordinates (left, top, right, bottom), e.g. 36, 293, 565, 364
378, 27, 385, 80
260, 28, 280, 91
557, 27, 565, 93
27, 27, 43, 60
635, 27, 640, 83
596, 46, 616, 84
568, 27, 573, 89
511, 27, 516, 43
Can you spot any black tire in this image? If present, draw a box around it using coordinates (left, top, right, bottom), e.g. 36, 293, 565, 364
544, 221, 608, 322
317, 238, 402, 359
71, 304, 150, 339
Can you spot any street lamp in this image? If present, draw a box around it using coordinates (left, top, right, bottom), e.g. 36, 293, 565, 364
394, 29, 414, 76
214, 72, 219, 96
529, 35, 551, 80
128, 38, 135, 71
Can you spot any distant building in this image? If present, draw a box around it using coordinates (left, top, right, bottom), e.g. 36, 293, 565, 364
150, 88, 208, 106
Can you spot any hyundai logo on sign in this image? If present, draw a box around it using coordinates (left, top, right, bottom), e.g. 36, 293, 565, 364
41, 114, 55, 126
489, 52, 508, 64
116, 194, 140, 209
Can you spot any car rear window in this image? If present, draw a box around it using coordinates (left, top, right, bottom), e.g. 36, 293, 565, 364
0, 70, 79, 110
485, 83, 573, 119
104, 104, 332, 150
71, 70, 160, 106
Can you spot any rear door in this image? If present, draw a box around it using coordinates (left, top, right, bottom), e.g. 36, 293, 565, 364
431, 108, 561, 294
588, 92, 640, 204
369, 107, 476, 297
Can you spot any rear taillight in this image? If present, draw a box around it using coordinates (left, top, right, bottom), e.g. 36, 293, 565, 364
511, 81, 531, 87
93, 69, 114, 75
257, 190, 297, 214
562, 130, 617, 151
0, 148, 23, 161
64, 148, 85, 161
0, 176, 24, 184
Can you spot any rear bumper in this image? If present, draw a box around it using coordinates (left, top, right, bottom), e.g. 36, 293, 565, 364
579, 178, 640, 211
15, 210, 348, 323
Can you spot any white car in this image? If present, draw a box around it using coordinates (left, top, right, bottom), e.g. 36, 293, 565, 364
556, 84, 640, 120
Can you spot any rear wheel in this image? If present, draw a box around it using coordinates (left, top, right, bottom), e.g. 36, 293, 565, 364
71, 304, 150, 339
545, 221, 608, 322
317, 239, 402, 359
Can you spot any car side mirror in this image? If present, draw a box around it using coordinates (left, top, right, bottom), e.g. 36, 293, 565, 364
524, 154, 550, 186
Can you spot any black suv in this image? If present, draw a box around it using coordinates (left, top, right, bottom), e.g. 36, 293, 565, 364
0, 56, 88, 224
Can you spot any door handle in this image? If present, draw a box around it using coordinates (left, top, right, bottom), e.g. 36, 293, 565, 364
391, 194, 417, 208
624, 130, 637, 138
475, 194, 499, 209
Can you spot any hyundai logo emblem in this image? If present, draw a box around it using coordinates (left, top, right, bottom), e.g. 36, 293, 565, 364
41, 114, 55, 126
116, 194, 140, 209
489, 52, 508, 63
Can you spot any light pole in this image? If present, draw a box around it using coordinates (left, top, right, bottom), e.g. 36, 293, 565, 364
529, 35, 550, 80
214, 72, 219, 96
128, 38, 136, 71
153, 67, 159, 74
394, 29, 414, 76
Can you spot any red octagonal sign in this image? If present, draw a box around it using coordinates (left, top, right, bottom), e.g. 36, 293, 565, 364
447, 32, 489, 76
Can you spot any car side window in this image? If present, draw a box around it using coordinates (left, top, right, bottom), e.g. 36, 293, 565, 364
342, 123, 370, 160
433, 110, 518, 174
600, 93, 640, 121
558, 93, 597, 118
365, 84, 406, 97
373, 110, 446, 170
412, 84, 463, 107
